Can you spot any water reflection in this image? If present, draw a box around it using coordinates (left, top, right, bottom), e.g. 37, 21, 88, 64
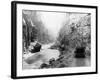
69, 57, 91, 67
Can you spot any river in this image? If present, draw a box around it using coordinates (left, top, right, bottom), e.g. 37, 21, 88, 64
69, 57, 91, 67
23, 43, 91, 69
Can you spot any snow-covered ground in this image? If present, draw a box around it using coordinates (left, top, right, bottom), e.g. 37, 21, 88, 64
23, 43, 60, 69
41, 42, 55, 49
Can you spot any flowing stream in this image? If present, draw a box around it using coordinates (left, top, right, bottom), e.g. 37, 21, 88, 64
69, 57, 91, 67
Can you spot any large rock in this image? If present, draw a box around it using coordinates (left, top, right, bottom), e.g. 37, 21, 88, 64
29, 42, 42, 53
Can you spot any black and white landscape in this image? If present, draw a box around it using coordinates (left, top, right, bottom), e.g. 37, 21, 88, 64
22, 10, 91, 69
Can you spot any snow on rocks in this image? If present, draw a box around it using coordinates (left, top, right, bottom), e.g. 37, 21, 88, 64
23, 48, 60, 69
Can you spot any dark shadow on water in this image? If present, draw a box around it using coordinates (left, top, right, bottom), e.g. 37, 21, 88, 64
69, 57, 91, 67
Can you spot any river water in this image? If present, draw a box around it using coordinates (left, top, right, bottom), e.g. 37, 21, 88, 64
23, 43, 91, 69
69, 57, 91, 67
23, 51, 91, 69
